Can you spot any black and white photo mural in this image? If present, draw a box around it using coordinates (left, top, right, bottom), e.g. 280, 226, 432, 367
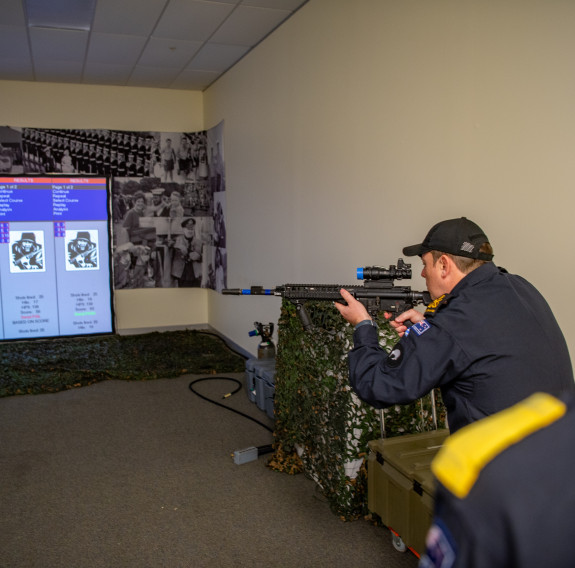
0, 122, 227, 291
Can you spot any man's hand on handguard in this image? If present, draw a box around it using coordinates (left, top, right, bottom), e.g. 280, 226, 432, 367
335, 288, 371, 326
335, 289, 427, 336
385, 309, 425, 338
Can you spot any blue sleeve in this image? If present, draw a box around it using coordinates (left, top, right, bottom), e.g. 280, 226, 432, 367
347, 320, 466, 408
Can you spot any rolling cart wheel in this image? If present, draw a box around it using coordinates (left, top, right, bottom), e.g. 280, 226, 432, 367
391, 533, 407, 553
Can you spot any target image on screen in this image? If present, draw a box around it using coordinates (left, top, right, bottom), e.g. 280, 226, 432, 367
0, 176, 115, 341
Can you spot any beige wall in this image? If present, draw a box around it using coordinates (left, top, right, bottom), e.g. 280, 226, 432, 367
2, 0, 574, 360
205, 0, 575, 359
0, 80, 208, 331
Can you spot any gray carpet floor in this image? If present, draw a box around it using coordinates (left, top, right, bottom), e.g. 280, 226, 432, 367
0, 373, 419, 568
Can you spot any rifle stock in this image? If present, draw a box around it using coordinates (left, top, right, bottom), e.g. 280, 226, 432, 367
222, 259, 431, 331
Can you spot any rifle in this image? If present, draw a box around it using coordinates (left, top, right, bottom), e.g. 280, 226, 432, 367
69, 245, 97, 266
222, 258, 431, 331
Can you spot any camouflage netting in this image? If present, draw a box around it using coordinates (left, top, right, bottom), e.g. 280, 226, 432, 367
0, 330, 246, 397
269, 300, 446, 520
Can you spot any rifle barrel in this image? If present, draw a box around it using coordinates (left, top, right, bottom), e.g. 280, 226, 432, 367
222, 287, 276, 296
223, 284, 430, 305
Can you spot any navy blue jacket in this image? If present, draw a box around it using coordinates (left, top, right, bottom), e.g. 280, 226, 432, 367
421, 392, 575, 568
348, 262, 574, 432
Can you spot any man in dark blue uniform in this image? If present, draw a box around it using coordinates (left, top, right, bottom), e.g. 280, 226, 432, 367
335, 217, 574, 432
420, 391, 575, 567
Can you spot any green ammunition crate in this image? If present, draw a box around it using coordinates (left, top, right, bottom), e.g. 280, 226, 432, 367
367, 429, 449, 555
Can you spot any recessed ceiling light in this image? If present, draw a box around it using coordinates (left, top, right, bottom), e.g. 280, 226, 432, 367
25, 0, 97, 31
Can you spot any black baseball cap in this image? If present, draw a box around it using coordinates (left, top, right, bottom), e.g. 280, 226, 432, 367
402, 217, 493, 261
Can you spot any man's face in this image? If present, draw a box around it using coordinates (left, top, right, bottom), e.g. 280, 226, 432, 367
421, 252, 445, 300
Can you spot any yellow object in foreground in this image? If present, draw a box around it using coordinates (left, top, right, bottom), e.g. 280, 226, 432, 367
432, 392, 566, 499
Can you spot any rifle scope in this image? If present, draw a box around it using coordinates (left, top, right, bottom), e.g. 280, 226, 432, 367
357, 258, 412, 281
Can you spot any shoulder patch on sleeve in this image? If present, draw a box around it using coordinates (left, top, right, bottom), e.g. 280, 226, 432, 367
419, 519, 457, 568
386, 343, 404, 367
410, 320, 431, 336
424, 294, 450, 317
432, 393, 566, 499
403, 320, 431, 338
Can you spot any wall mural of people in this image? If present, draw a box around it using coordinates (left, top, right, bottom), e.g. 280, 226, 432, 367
0, 122, 227, 291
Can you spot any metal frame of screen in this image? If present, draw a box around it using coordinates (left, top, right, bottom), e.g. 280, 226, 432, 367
0, 174, 116, 342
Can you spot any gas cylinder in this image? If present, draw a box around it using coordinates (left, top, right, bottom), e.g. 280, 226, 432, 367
249, 322, 276, 359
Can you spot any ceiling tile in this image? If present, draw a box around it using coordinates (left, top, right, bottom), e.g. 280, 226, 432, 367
0, 0, 309, 90
139, 37, 203, 68
0, 26, 31, 56
26, 0, 96, 30
210, 4, 290, 46
170, 68, 221, 91
87, 33, 148, 65
0, 58, 34, 81
127, 65, 182, 88
34, 59, 84, 82
188, 42, 249, 72
29, 27, 89, 62
0, 0, 26, 26
92, 0, 167, 35
83, 62, 134, 85
153, 0, 235, 42
242, 0, 307, 10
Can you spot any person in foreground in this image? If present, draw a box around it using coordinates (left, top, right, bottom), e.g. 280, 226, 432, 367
419, 390, 575, 567
335, 217, 574, 432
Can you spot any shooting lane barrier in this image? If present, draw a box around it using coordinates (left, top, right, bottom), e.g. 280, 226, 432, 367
268, 300, 447, 525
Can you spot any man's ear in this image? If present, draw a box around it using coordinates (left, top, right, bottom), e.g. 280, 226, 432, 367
439, 254, 452, 278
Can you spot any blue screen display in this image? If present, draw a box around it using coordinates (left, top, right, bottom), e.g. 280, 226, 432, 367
0, 176, 115, 341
